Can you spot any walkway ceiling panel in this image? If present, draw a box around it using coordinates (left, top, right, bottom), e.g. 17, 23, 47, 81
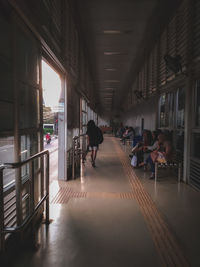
74, 0, 182, 117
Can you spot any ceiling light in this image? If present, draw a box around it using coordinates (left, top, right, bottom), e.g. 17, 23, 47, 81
104, 80, 120, 83
104, 69, 116, 71
103, 30, 122, 34
104, 52, 122, 56
101, 93, 113, 96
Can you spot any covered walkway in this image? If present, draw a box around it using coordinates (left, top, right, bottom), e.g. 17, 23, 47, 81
5, 136, 200, 267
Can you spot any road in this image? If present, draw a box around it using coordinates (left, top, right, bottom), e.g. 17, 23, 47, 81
44, 137, 58, 183
1, 137, 58, 187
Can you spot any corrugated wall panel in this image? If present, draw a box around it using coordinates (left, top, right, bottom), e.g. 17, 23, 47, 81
159, 29, 167, 86
193, 0, 200, 60
177, 0, 189, 69
190, 159, 200, 190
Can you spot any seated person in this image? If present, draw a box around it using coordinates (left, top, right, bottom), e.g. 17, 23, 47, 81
116, 124, 125, 138
121, 127, 135, 145
146, 133, 173, 179
139, 130, 159, 168
129, 130, 152, 166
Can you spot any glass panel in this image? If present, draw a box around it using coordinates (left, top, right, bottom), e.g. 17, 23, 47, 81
21, 135, 30, 178
159, 94, 166, 127
37, 89, 40, 126
0, 15, 14, 132
15, 25, 37, 84
177, 88, 185, 129
0, 136, 15, 187
20, 133, 39, 180
168, 92, 175, 127
83, 126, 87, 134
175, 130, 184, 152
195, 81, 200, 127
192, 133, 200, 159
0, 101, 14, 131
82, 99, 86, 111
19, 84, 38, 129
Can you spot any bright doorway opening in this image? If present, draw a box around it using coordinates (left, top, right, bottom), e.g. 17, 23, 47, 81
42, 60, 62, 183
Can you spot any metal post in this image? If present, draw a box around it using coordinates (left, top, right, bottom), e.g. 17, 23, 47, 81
29, 161, 35, 213
45, 153, 49, 224
72, 138, 75, 179
0, 167, 5, 251
178, 163, 181, 183
40, 157, 44, 199
15, 168, 22, 226
155, 162, 158, 182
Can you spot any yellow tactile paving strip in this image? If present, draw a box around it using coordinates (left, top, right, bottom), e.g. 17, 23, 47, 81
51, 188, 136, 203
112, 137, 189, 267
51, 187, 87, 204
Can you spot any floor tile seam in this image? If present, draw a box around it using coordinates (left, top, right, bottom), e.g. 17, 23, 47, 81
112, 137, 189, 267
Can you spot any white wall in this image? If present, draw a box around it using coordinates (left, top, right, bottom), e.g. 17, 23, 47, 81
122, 96, 158, 135
98, 116, 110, 126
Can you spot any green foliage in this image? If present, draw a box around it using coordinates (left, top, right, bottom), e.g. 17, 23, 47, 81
43, 128, 54, 135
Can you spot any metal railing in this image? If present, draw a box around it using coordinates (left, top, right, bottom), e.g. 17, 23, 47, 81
0, 150, 49, 251
67, 134, 87, 180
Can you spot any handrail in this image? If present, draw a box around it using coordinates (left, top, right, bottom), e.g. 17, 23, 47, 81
67, 134, 87, 180
3, 150, 50, 168
0, 150, 50, 251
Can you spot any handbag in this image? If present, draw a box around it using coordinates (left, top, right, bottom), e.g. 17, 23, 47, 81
156, 152, 167, 164
131, 155, 137, 167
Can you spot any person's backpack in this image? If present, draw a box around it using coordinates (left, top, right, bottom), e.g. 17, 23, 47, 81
97, 127, 104, 144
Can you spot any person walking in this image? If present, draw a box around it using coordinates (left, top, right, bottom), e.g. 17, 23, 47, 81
86, 120, 103, 167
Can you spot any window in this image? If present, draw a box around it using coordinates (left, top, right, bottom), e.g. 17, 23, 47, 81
195, 81, 200, 127
192, 133, 200, 159
159, 94, 167, 127
176, 88, 185, 129
81, 98, 88, 134
168, 92, 175, 127
0, 136, 15, 187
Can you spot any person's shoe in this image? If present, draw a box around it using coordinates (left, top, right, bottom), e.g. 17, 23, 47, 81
92, 161, 96, 168
149, 174, 155, 180
139, 162, 145, 167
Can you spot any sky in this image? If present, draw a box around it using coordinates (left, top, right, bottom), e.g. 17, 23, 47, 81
42, 60, 61, 110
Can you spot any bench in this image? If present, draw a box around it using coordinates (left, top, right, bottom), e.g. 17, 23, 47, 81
154, 151, 183, 182
100, 126, 112, 134
124, 135, 142, 147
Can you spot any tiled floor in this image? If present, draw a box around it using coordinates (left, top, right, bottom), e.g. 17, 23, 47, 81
3, 136, 200, 267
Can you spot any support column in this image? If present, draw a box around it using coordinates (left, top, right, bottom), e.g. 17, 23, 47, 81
58, 76, 67, 180
183, 0, 194, 182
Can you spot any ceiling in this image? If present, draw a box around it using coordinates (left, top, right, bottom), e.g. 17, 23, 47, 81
74, 0, 181, 117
